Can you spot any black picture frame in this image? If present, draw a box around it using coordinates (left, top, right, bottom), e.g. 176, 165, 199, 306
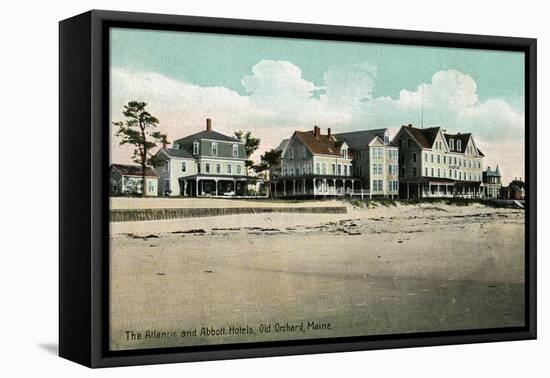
59, 9, 537, 368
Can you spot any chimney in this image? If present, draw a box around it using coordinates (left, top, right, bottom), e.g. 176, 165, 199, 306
327, 128, 332, 139
206, 118, 212, 131
408, 123, 413, 127
313, 125, 320, 138
163, 140, 168, 149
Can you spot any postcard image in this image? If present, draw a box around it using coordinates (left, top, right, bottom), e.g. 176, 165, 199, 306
108, 28, 526, 351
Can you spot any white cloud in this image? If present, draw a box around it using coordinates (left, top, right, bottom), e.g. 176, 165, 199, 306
111, 64, 524, 184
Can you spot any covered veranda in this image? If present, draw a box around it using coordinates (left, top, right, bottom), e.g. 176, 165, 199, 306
179, 174, 248, 197
399, 177, 484, 199
270, 175, 364, 198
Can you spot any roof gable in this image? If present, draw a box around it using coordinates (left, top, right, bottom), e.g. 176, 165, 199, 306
334, 129, 391, 148
174, 129, 241, 144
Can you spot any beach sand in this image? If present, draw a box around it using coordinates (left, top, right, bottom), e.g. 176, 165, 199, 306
109, 201, 525, 351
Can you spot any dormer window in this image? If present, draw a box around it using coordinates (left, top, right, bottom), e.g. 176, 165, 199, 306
232, 144, 239, 158
211, 142, 218, 156
449, 138, 454, 150
193, 141, 199, 155
173, 144, 179, 150
384, 135, 390, 145
457, 140, 462, 151
302, 147, 307, 159
342, 148, 348, 159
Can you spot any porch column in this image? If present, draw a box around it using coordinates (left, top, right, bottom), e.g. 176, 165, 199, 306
183, 180, 188, 197
233, 179, 236, 195
332, 179, 336, 194
352, 179, 355, 195
196, 179, 199, 197
428, 182, 431, 198
303, 179, 306, 195
215, 179, 218, 196
323, 179, 327, 193
407, 182, 410, 199
292, 180, 296, 195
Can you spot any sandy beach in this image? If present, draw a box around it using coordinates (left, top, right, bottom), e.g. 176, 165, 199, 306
109, 201, 525, 351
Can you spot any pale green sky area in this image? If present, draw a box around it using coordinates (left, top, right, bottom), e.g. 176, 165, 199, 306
111, 28, 524, 111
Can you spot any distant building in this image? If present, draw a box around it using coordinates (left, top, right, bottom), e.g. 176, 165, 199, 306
271, 126, 361, 197
393, 124, 485, 198
110, 164, 158, 196
501, 179, 526, 200
154, 119, 248, 196
334, 129, 399, 198
482, 166, 502, 198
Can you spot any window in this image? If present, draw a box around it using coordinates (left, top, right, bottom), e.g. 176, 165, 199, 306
373, 180, 383, 191
331, 163, 336, 175
163, 161, 169, 173
449, 138, 454, 150
425, 152, 428, 161
316, 163, 320, 174
384, 135, 390, 145
349, 165, 353, 176
344, 165, 348, 176
389, 164, 398, 176
407, 139, 411, 147
431, 167, 434, 177
412, 153, 417, 163
454, 156, 457, 165
173, 144, 179, 150
302, 147, 307, 159
148, 181, 155, 193
459, 171, 462, 180
373, 164, 383, 175
342, 148, 348, 159
216, 163, 221, 174
288, 147, 294, 160
181, 161, 186, 172
193, 141, 199, 155
338, 164, 342, 175
431, 154, 434, 163
389, 149, 398, 160
444, 156, 447, 164
322, 163, 327, 175
233, 144, 239, 158
211, 142, 218, 156
424, 167, 428, 176
227, 164, 232, 174
237, 165, 242, 175
437, 155, 441, 164
437, 168, 441, 177
205, 163, 210, 173
457, 140, 462, 151
413, 167, 417, 177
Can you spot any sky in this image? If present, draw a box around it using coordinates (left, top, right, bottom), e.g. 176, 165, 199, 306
110, 27, 525, 184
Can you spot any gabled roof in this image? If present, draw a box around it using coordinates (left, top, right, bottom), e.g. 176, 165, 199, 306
294, 130, 344, 156
111, 164, 157, 177
400, 125, 441, 149
174, 129, 240, 144
160, 148, 194, 159
444, 133, 471, 153
334, 129, 395, 148
275, 138, 290, 152
484, 166, 501, 177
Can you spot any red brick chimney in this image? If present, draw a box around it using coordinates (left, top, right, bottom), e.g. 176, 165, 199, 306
162, 140, 168, 149
327, 128, 332, 139
313, 125, 320, 138
206, 118, 212, 131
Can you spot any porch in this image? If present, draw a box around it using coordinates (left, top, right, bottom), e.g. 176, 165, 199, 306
399, 178, 484, 199
179, 175, 249, 197
271, 175, 366, 198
